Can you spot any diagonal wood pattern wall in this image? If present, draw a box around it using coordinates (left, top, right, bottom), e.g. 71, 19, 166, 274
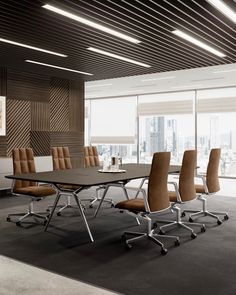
0, 67, 84, 166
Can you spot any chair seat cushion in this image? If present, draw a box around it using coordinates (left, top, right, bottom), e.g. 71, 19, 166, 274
15, 186, 55, 197
115, 198, 145, 212
195, 184, 206, 194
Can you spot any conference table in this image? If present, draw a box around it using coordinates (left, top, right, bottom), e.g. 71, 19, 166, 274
5, 163, 181, 242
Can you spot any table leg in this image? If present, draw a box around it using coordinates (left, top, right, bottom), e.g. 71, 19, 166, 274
44, 191, 61, 231
73, 192, 94, 243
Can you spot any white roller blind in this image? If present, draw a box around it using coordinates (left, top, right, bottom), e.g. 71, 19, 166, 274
197, 87, 236, 113
138, 91, 194, 116
90, 97, 136, 144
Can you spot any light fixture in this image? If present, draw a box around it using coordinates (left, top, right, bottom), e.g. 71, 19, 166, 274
86, 83, 112, 88
87, 47, 151, 68
172, 84, 203, 89
172, 30, 226, 58
213, 69, 236, 73
0, 38, 67, 57
207, 0, 236, 24
43, 4, 140, 44
141, 76, 175, 82
25, 60, 93, 75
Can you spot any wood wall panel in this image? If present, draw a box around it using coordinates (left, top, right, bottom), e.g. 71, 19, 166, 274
7, 69, 50, 102
69, 80, 84, 132
30, 131, 50, 156
50, 78, 69, 132
31, 101, 50, 131
7, 99, 30, 156
0, 67, 7, 96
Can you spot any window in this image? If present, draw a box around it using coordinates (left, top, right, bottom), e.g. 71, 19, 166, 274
138, 91, 195, 164
89, 96, 137, 163
197, 87, 236, 176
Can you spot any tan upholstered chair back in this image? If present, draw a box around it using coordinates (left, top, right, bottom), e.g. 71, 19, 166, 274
12, 148, 37, 191
84, 146, 100, 167
179, 150, 197, 202
148, 152, 171, 212
51, 147, 72, 170
206, 148, 221, 193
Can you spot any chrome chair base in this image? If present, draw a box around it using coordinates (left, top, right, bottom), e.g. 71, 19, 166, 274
156, 205, 206, 239
182, 195, 229, 225
7, 200, 48, 226
121, 215, 180, 255
88, 186, 114, 208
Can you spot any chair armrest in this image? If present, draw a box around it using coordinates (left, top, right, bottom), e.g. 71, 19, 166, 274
195, 174, 208, 193
168, 181, 182, 202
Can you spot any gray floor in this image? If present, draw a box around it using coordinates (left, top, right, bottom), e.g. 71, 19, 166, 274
0, 255, 121, 295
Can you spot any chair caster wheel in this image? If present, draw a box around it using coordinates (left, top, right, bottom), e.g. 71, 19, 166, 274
152, 222, 158, 229
46, 208, 50, 212
191, 232, 197, 239
57, 212, 61, 216
201, 225, 206, 233
175, 239, 180, 246
16, 221, 21, 227
217, 220, 222, 225
159, 230, 165, 235
224, 214, 229, 221
6, 217, 11, 222
89, 204, 93, 208
161, 248, 168, 255
43, 220, 47, 226
111, 203, 115, 208
189, 217, 193, 223
181, 212, 186, 217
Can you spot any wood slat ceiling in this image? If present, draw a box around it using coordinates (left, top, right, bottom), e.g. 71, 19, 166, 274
0, 0, 236, 81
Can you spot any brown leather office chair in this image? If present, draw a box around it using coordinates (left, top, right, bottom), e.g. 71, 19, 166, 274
84, 146, 114, 208
51, 146, 81, 215
7, 148, 56, 226
156, 150, 206, 238
115, 152, 180, 255
182, 148, 229, 225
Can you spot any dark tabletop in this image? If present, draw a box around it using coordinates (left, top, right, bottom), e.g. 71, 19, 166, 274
5, 164, 181, 187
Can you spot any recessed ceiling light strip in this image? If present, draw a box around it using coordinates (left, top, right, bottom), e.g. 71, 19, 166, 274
43, 4, 140, 44
87, 47, 151, 68
142, 76, 175, 82
207, 0, 236, 24
0, 38, 67, 57
87, 84, 112, 88
25, 60, 93, 75
172, 30, 226, 58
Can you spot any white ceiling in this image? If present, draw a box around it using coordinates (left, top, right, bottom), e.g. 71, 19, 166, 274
85, 62, 236, 99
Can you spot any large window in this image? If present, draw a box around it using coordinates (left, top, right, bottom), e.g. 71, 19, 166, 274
138, 91, 195, 164
197, 87, 236, 176
89, 96, 137, 163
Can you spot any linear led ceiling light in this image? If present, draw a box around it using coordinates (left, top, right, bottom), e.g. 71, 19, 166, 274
142, 76, 175, 82
25, 60, 93, 75
86, 83, 112, 88
87, 47, 151, 68
0, 38, 67, 57
172, 30, 226, 58
213, 68, 236, 73
43, 4, 140, 44
207, 0, 236, 24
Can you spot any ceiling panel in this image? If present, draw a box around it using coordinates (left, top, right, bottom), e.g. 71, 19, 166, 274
0, 0, 235, 81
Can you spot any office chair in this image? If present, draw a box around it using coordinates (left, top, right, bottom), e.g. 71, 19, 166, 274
155, 150, 206, 238
7, 148, 56, 226
84, 145, 114, 208
182, 148, 229, 225
115, 152, 180, 255
51, 146, 81, 215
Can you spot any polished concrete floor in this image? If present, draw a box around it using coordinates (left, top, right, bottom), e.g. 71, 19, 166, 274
0, 254, 121, 295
